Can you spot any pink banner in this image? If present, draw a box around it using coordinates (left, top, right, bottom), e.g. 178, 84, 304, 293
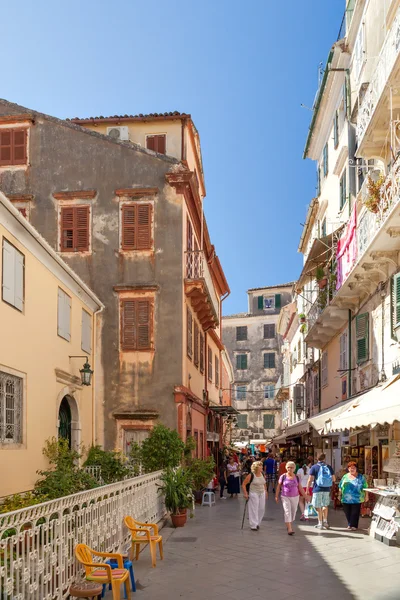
336, 204, 357, 290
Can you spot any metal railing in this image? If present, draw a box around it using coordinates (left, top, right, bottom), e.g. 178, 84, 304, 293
357, 3, 400, 145
185, 250, 219, 318
0, 471, 165, 600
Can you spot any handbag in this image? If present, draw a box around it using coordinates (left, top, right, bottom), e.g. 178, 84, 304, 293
304, 502, 318, 519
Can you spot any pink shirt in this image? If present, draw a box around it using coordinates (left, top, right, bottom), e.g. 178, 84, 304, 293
279, 474, 299, 497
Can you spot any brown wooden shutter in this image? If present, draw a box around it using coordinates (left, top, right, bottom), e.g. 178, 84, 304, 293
122, 205, 136, 250
76, 206, 89, 251
199, 332, 204, 373
146, 136, 156, 151
0, 130, 12, 165
137, 300, 151, 349
208, 347, 213, 382
194, 322, 199, 367
215, 356, 219, 387
121, 299, 137, 350
137, 204, 152, 249
187, 308, 193, 358
156, 135, 166, 154
12, 129, 27, 165
61, 207, 74, 251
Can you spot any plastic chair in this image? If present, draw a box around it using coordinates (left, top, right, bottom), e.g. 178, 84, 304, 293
124, 515, 163, 568
202, 491, 216, 506
75, 543, 131, 600
101, 557, 136, 598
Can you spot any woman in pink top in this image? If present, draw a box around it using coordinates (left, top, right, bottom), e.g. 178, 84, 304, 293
275, 461, 309, 535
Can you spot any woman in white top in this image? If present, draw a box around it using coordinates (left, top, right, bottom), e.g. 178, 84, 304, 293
296, 461, 310, 521
242, 461, 268, 530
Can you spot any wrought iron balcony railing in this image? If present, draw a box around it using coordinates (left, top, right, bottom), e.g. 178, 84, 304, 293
185, 250, 219, 323
357, 4, 400, 146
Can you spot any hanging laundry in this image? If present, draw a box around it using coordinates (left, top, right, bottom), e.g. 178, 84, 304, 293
336, 204, 357, 289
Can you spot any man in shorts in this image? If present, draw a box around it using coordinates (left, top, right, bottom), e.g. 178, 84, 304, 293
307, 453, 335, 530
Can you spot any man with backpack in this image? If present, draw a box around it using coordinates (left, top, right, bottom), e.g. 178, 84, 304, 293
306, 453, 335, 530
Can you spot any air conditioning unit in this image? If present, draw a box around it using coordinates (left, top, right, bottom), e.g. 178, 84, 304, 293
106, 126, 129, 141
254, 434, 260, 440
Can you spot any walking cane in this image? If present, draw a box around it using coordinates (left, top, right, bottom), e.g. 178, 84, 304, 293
241, 499, 249, 530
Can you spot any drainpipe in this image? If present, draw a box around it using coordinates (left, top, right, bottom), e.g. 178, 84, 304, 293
318, 357, 322, 413
348, 309, 352, 398
379, 283, 387, 383
92, 304, 104, 447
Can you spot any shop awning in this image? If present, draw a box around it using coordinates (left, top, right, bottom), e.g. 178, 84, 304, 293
272, 433, 287, 443
209, 406, 239, 415
285, 420, 309, 438
309, 398, 357, 434
329, 376, 400, 432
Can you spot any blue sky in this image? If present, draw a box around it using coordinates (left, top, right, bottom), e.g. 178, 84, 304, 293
2, 0, 344, 314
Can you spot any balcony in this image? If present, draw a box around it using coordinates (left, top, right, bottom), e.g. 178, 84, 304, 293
357, 4, 400, 154
306, 164, 400, 349
185, 250, 219, 329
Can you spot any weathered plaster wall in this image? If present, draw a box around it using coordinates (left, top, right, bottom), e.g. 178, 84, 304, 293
0, 100, 184, 450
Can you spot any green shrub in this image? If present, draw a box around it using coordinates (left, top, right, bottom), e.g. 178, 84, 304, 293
158, 468, 193, 514
0, 492, 47, 515
34, 438, 98, 499
187, 457, 215, 491
84, 445, 130, 484
140, 424, 185, 472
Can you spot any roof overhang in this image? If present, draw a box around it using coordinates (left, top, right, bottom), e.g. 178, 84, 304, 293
298, 198, 319, 254
295, 231, 338, 292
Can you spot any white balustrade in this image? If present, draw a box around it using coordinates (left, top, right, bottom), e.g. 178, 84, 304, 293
0, 471, 165, 600
357, 5, 400, 145
185, 250, 219, 318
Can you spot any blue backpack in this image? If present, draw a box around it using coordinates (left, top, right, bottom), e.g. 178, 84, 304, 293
316, 463, 332, 487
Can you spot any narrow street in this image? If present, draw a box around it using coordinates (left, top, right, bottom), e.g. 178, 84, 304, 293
130, 496, 400, 600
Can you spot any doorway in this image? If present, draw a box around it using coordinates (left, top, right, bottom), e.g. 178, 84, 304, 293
58, 397, 72, 447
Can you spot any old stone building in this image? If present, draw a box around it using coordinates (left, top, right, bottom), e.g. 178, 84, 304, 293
222, 283, 293, 445
0, 99, 229, 456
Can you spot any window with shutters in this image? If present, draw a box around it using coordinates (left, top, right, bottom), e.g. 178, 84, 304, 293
339, 169, 347, 211
0, 370, 23, 443
121, 298, 153, 351
236, 326, 247, 341
323, 143, 329, 177
321, 352, 328, 387
2, 239, 24, 312
236, 385, 247, 400
81, 309, 92, 354
236, 354, 248, 370
146, 134, 166, 154
356, 312, 369, 363
353, 22, 365, 82
199, 332, 205, 373
264, 323, 275, 339
215, 356, 219, 387
333, 112, 339, 149
236, 414, 248, 429
0, 128, 28, 167
264, 353, 275, 369
187, 308, 193, 359
57, 288, 71, 341
193, 321, 199, 367
316, 165, 321, 197
208, 347, 213, 382
321, 218, 327, 238
263, 414, 275, 430
121, 203, 152, 251
313, 372, 319, 406
264, 384, 275, 399
60, 206, 90, 252
391, 273, 400, 338
340, 331, 348, 371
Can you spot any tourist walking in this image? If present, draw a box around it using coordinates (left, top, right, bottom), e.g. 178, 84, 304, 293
227, 456, 240, 498
263, 452, 277, 493
275, 461, 308, 535
307, 453, 335, 530
339, 461, 369, 530
242, 461, 267, 530
296, 461, 311, 521
218, 460, 228, 499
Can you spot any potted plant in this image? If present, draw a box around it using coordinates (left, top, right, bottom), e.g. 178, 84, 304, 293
315, 266, 327, 290
187, 457, 216, 504
158, 467, 193, 527
365, 174, 385, 213
298, 313, 306, 324
300, 323, 307, 334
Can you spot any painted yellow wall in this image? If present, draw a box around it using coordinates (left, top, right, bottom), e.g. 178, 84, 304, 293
320, 333, 343, 411
83, 121, 182, 160
206, 336, 221, 406
0, 225, 96, 497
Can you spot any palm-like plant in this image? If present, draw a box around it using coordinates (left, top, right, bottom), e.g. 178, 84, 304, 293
158, 468, 193, 515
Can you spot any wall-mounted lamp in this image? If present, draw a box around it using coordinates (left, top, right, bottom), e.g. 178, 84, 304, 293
69, 356, 93, 386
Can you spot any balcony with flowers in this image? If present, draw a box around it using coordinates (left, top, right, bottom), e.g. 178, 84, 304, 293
305, 161, 400, 349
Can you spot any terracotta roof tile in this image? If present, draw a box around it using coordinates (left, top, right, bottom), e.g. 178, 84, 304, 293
68, 111, 190, 122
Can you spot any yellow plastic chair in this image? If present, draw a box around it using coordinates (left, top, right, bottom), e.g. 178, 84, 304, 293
124, 516, 163, 568
75, 543, 132, 600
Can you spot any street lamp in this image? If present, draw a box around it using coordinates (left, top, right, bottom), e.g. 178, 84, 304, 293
69, 356, 94, 386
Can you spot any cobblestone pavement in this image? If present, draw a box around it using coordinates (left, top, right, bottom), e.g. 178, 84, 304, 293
108, 494, 400, 600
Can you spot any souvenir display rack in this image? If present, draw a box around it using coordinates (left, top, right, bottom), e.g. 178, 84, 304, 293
367, 489, 400, 546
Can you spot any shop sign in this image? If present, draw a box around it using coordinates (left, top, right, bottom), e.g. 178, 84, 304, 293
349, 433, 358, 447
206, 432, 219, 442
358, 431, 370, 446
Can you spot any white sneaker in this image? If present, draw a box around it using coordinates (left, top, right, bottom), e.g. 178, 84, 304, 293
220, 496, 226, 500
